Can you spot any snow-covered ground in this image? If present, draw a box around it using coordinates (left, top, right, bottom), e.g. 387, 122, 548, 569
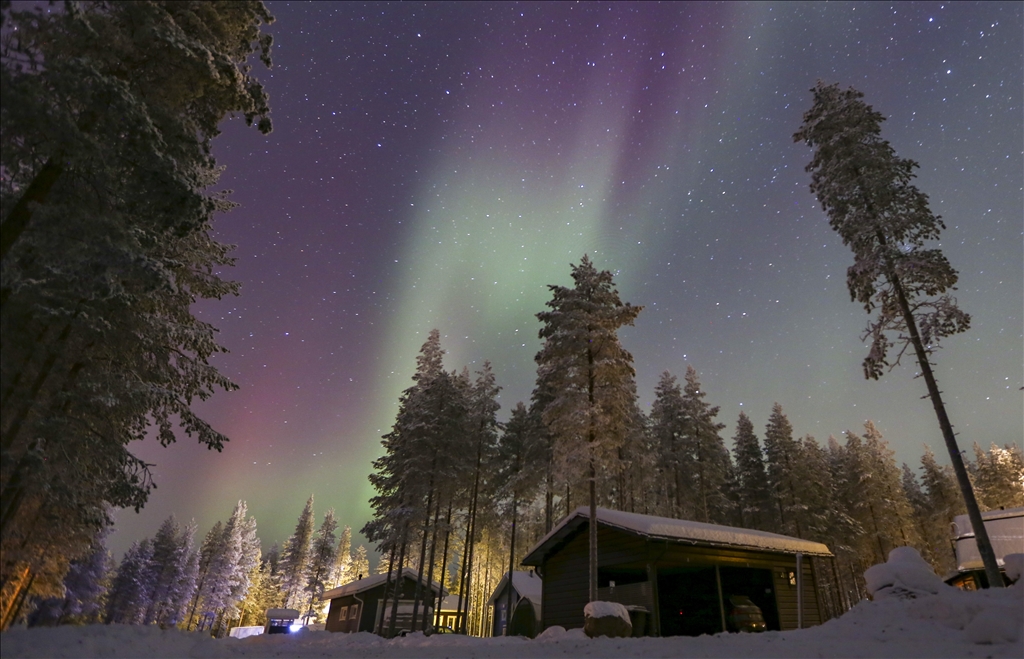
5, 551, 1022, 658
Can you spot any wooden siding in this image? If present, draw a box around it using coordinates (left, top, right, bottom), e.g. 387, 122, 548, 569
325, 577, 441, 634
539, 521, 826, 635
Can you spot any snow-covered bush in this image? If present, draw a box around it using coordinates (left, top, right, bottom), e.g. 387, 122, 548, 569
864, 546, 946, 600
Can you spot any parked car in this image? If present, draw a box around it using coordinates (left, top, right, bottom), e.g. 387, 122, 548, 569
726, 595, 766, 633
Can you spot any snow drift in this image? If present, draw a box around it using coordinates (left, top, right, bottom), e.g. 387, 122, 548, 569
4, 548, 1021, 658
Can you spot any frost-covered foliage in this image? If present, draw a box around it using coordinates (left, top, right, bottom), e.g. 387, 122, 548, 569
535, 256, 642, 490
280, 496, 315, 610
731, 412, 775, 531
534, 256, 641, 601
793, 82, 969, 380
302, 509, 339, 622
363, 331, 504, 634
28, 527, 111, 627
0, 1, 275, 627
795, 81, 1001, 588
650, 369, 734, 525
106, 540, 155, 625
971, 443, 1024, 510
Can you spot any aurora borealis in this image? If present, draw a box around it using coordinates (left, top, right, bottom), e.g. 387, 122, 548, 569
109, 1, 1022, 558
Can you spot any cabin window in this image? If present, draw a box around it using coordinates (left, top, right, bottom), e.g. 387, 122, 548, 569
340, 606, 349, 620
787, 570, 797, 587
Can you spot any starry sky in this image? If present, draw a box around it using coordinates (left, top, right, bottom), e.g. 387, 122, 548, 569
108, 1, 1022, 559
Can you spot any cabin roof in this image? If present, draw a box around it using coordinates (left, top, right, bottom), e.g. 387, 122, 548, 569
521, 506, 832, 566
486, 570, 543, 607
321, 566, 444, 601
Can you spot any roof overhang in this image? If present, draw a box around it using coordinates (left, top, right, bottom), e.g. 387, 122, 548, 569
522, 506, 832, 567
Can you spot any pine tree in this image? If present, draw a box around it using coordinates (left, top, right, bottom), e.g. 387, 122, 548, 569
105, 540, 154, 625
972, 443, 1024, 510
795, 81, 1000, 587
350, 546, 369, 581
0, 3, 276, 622
679, 367, 733, 524
534, 255, 642, 602
731, 412, 775, 531
302, 509, 338, 623
329, 526, 353, 588
650, 372, 691, 518
280, 496, 315, 610
763, 404, 804, 538
494, 402, 546, 633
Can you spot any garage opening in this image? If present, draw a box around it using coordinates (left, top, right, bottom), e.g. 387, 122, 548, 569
719, 567, 780, 631
657, 567, 720, 637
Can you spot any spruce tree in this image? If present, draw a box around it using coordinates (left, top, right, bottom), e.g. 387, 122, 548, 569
534, 255, 642, 602
280, 496, 315, 609
105, 539, 154, 625
972, 443, 1024, 510
795, 81, 1000, 587
763, 404, 804, 537
302, 509, 338, 623
731, 412, 774, 531
679, 367, 732, 524
650, 372, 691, 518
330, 526, 353, 588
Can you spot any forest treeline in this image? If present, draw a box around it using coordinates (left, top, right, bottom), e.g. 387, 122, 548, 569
8, 259, 1022, 635
356, 257, 1022, 636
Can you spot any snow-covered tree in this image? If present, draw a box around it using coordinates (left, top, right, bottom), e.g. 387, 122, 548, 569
350, 546, 369, 581
534, 255, 642, 602
679, 367, 733, 524
329, 526, 353, 588
280, 496, 315, 609
763, 404, 805, 538
302, 509, 339, 623
972, 443, 1024, 510
28, 526, 111, 627
795, 81, 999, 587
142, 515, 196, 627
0, 3, 275, 622
105, 540, 154, 625
731, 412, 775, 531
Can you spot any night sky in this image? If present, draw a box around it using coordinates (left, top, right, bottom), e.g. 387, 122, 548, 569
108, 1, 1022, 559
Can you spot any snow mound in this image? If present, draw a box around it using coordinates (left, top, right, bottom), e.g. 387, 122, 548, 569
1003, 553, 1023, 583
864, 546, 946, 600
583, 600, 630, 621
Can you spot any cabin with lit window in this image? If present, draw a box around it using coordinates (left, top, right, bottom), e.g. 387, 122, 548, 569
322, 567, 444, 634
521, 507, 838, 637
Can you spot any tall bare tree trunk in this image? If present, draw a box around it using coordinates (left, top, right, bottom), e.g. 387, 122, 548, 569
887, 265, 1003, 587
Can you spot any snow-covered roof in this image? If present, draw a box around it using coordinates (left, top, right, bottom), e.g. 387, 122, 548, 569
321, 567, 444, 601
485, 570, 543, 607
521, 507, 832, 566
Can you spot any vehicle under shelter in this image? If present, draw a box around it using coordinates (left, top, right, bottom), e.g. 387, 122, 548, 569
521, 507, 839, 637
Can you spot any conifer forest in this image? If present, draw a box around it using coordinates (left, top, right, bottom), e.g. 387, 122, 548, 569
1, 0, 1020, 641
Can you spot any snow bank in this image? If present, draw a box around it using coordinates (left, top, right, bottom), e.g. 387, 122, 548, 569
864, 546, 946, 600
4, 578, 1020, 658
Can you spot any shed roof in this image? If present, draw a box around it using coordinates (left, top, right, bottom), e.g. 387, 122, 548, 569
485, 570, 543, 607
521, 506, 832, 566
321, 567, 444, 601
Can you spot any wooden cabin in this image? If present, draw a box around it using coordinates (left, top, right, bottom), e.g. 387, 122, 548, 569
521, 506, 834, 637
433, 594, 466, 631
485, 570, 542, 637
322, 567, 444, 634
